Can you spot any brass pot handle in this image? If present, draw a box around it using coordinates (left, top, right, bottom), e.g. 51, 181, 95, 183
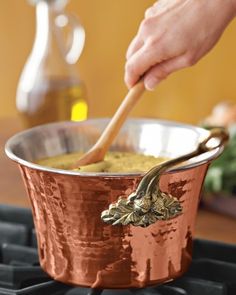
101, 128, 229, 227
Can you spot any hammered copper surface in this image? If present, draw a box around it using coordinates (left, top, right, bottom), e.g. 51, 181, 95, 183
6, 119, 225, 288
19, 163, 208, 288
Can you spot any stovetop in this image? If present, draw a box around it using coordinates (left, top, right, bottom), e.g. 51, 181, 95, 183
0, 204, 235, 295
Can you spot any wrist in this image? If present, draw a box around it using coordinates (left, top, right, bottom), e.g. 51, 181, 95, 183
229, 0, 236, 17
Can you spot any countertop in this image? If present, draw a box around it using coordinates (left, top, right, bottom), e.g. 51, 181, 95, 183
1, 117, 236, 244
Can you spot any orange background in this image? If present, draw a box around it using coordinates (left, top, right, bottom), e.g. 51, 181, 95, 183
1, 0, 236, 124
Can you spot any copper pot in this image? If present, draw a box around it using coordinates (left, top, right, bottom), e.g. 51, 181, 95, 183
5, 119, 227, 289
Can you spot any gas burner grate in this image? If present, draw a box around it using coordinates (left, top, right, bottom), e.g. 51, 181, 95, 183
0, 204, 236, 295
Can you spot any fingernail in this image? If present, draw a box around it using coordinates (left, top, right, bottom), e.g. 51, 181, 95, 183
145, 77, 159, 91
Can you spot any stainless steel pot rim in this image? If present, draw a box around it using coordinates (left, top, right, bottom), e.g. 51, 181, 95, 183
5, 118, 223, 177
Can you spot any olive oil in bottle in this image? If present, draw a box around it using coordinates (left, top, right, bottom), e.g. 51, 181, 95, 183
16, 0, 87, 128
18, 78, 88, 128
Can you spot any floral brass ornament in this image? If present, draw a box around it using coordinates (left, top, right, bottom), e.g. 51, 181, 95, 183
101, 128, 229, 227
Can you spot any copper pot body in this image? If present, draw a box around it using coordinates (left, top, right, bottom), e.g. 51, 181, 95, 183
5, 119, 223, 288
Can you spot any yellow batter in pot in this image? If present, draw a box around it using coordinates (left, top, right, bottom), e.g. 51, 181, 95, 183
36, 151, 167, 173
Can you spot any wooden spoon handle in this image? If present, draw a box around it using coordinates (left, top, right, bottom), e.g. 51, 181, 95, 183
74, 80, 145, 167
92, 80, 145, 157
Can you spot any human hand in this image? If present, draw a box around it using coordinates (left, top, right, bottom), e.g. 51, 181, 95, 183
125, 0, 236, 90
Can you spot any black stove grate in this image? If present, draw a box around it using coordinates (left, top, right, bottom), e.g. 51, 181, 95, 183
0, 204, 235, 295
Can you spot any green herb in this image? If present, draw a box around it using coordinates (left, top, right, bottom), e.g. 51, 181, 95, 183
204, 126, 236, 196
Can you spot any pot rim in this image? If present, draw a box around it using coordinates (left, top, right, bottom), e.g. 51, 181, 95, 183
5, 118, 223, 177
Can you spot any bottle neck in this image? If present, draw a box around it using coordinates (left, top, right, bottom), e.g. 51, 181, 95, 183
34, 0, 68, 41
34, 1, 55, 53
33, 0, 74, 77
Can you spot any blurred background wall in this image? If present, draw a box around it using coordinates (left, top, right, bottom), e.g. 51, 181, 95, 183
0, 0, 236, 124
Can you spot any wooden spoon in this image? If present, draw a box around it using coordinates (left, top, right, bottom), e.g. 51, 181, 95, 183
75, 80, 145, 167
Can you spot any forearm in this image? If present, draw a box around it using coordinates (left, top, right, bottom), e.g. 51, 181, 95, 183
229, 0, 236, 16
214, 0, 236, 28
